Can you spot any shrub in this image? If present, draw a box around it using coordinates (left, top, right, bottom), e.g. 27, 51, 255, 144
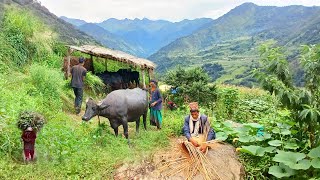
29, 64, 64, 110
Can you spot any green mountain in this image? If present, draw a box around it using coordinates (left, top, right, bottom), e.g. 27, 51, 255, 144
78, 23, 145, 56
60, 16, 87, 27
149, 3, 320, 86
2, 0, 97, 45
97, 18, 213, 57
63, 17, 212, 57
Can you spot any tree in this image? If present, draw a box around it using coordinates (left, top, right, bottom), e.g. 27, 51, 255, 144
164, 66, 217, 108
254, 43, 320, 147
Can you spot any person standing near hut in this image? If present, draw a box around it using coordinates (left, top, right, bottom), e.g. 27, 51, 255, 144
183, 102, 216, 153
21, 127, 37, 162
149, 79, 163, 129
70, 57, 87, 115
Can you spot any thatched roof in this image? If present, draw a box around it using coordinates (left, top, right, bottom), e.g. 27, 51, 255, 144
68, 45, 156, 69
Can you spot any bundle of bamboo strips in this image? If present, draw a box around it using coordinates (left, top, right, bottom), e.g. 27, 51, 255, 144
158, 139, 223, 180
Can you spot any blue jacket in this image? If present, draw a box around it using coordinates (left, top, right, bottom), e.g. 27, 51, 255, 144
150, 89, 162, 110
183, 114, 216, 141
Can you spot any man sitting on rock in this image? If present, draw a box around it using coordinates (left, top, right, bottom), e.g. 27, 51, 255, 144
183, 102, 216, 153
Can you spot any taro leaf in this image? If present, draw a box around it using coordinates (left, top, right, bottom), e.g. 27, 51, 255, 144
272, 128, 281, 134
268, 140, 283, 147
263, 133, 272, 139
244, 123, 263, 129
284, 142, 299, 150
264, 146, 276, 153
215, 132, 228, 141
273, 151, 306, 167
308, 145, 320, 158
235, 126, 250, 134
238, 135, 255, 143
256, 133, 272, 141
311, 158, 320, 169
240, 145, 266, 156
289, 159, 311, 170
269, 163, 296, 178
280, 129, 291, 135
223, 121, 234, 128
277, 123, 291, 129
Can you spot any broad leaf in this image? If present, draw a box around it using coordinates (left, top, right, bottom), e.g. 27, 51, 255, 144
215, 132, 228, 141
240, 145, 266, 156
284, 142, 299, 150
280, 129, 291, 135
289, 159, 311, 170
238, 135, 255, 143
268, 140, 283, 147
255, 133, 272, 142
311, 158, 320, 169
234, 126, 250, 134
308, 146, 320, 158
264, 146, 276, 153
244, 123, 263, 129
272, 128, 281, 134
269, 163, 296, 178
273, 151, 306, 167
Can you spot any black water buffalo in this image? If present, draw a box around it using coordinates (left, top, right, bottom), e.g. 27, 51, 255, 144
96, 71, 124, 90
82, 88, 148, 142
117, 69, 140, 88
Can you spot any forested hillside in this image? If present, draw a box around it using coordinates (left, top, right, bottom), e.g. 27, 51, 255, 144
150, 3, 320, 86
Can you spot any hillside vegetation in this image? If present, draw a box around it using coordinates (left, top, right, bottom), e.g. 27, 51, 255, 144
0, 5, 169, 179
3, 0, 97, 45
150, 3, 320, 86
1, 2, 320, 180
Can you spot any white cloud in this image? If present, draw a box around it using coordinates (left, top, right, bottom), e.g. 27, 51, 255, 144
38, 0, 320, 22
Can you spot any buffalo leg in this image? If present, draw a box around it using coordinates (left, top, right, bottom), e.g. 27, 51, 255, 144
114, 127, 119, 137
123, 123, 130, 144
136, 119, 140, 133
123, 123, 129, 139
143, 112, 147, 130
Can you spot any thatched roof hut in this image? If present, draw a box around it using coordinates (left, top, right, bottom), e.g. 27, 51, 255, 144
64, 45, 156, 88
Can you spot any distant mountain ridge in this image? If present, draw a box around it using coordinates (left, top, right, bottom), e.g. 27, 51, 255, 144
149, 3, 320, 86
78, 23, 145, 56
60, 16, 87, 27
61, 16, 213, 57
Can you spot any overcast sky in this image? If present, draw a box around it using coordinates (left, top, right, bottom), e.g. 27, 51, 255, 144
38, 0, 320, 22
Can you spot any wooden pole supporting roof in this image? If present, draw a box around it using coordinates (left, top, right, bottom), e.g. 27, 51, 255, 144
68, 45, 156, 70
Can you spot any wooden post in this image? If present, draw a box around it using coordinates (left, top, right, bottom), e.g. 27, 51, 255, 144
142, 68, 146, 89
148, 68, 154, 81
104, 58, 107, 72
66, 48, 72, 79
90, 55, 94, 74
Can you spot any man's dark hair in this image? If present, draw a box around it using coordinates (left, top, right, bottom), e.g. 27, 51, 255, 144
79, 57, 85, 63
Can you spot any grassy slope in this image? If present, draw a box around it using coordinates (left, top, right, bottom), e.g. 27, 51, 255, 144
0, 4, 180, 179
7, 0, 97, 45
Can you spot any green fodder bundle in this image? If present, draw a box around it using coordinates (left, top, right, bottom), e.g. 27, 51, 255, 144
17, 111, 45, 131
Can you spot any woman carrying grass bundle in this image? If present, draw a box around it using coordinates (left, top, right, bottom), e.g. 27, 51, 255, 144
17, 111, 45, 162
21, 127, 37, 161
183, 102, 216, 153
149, 79, 163, 129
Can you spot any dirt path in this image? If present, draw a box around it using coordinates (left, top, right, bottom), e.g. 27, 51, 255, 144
113, 137, 245, 180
